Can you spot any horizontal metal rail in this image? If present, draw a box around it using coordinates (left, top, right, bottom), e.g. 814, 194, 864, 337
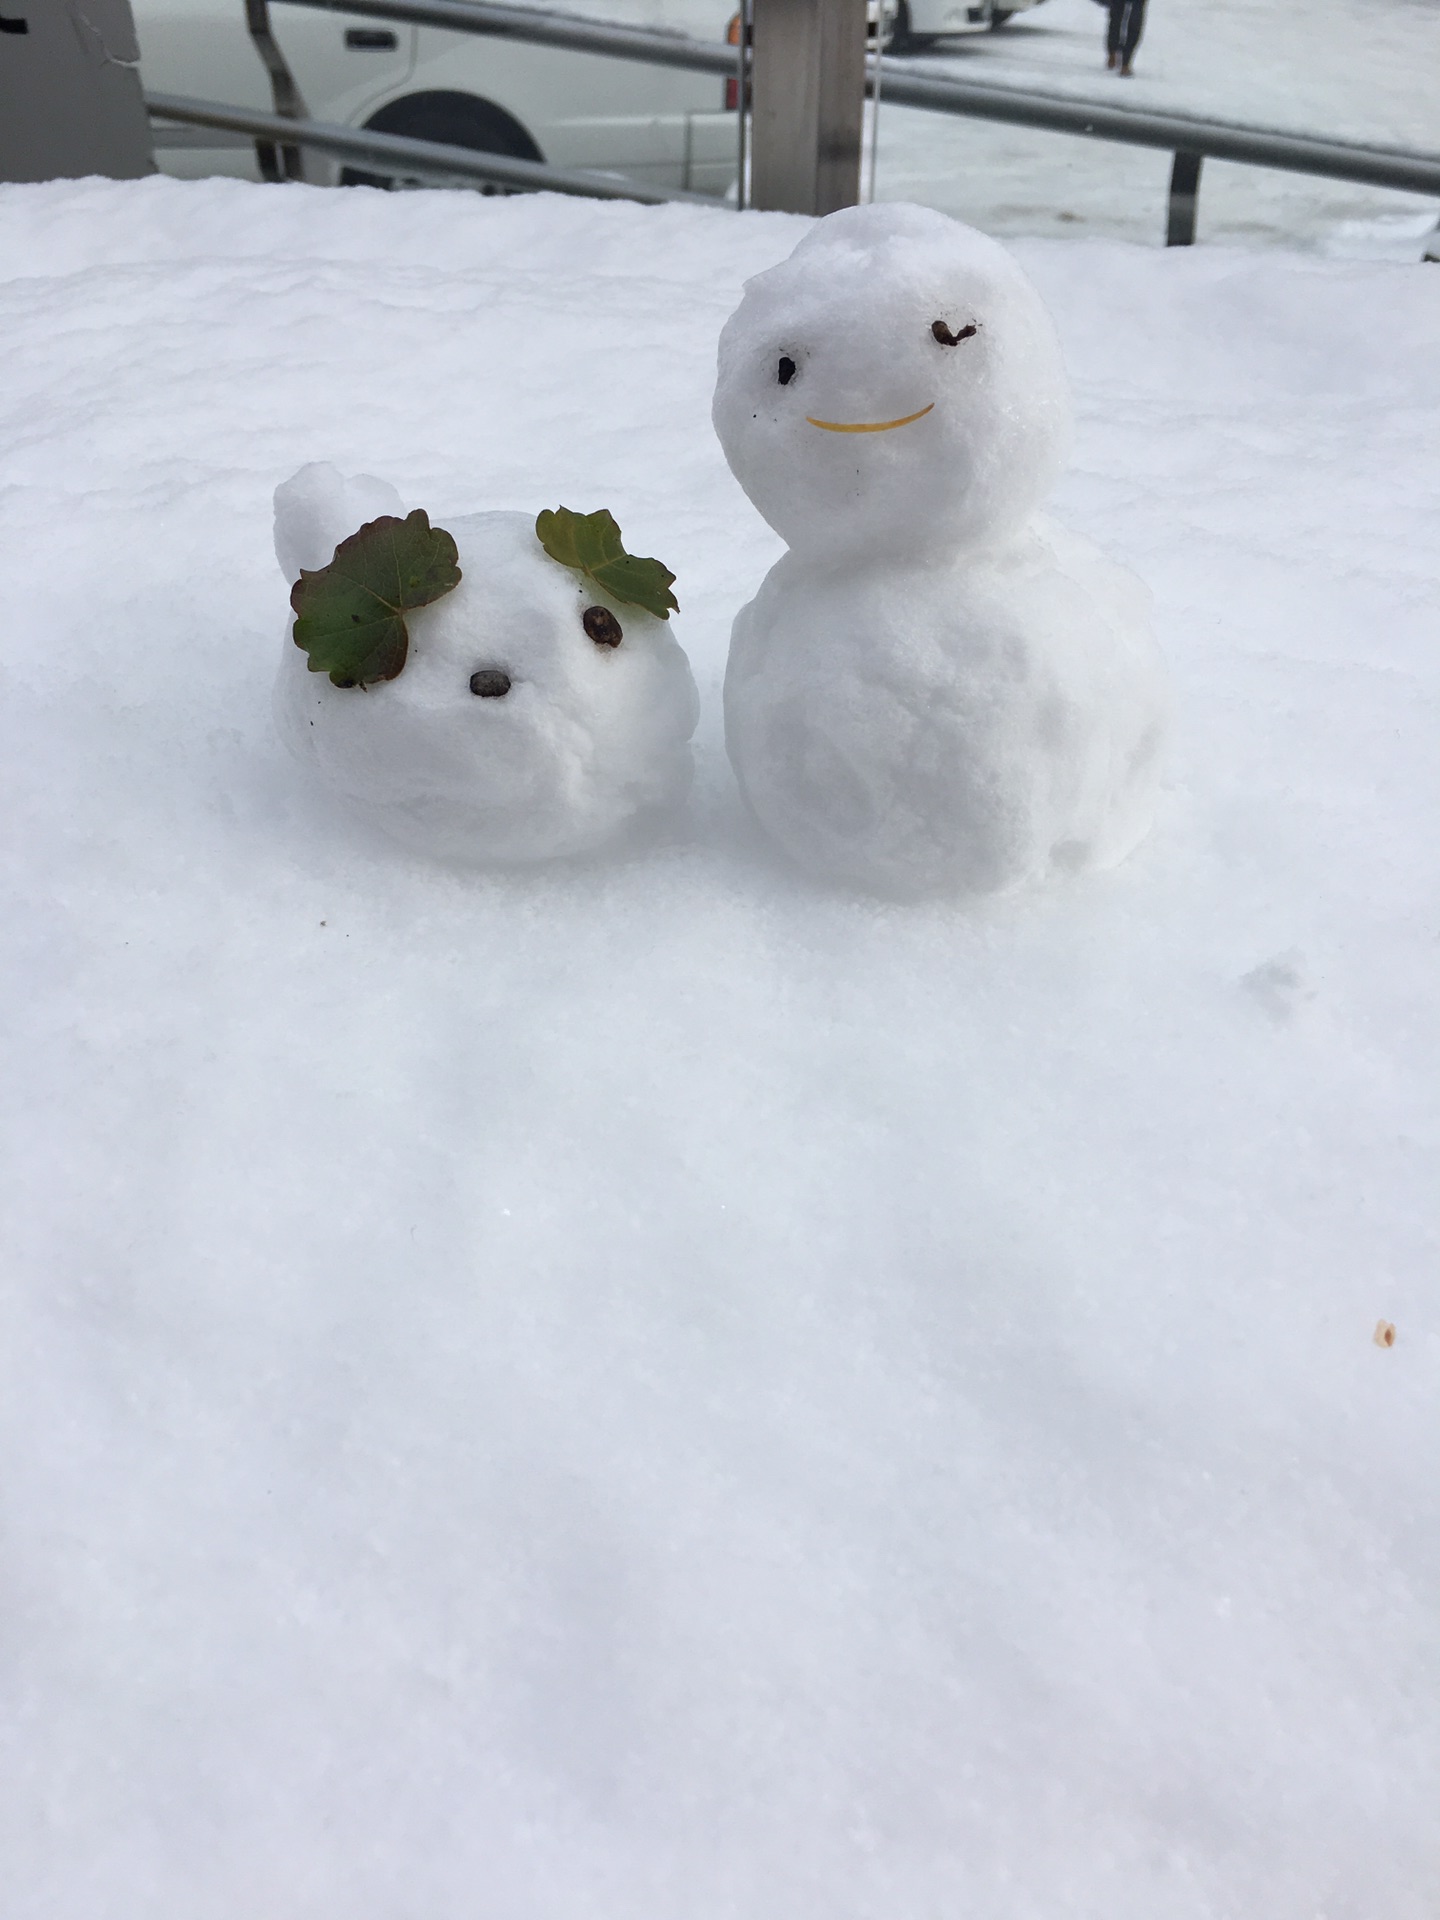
276, 0, 1440, 200
874, 68, 1440, 197
144, 91, 712, 201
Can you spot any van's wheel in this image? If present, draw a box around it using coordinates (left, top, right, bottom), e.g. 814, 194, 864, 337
340, 90, 543, 191
888, 2, 934, 53
988, 8, 1015, 25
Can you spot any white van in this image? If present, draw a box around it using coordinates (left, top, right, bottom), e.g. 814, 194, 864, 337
135, 0, 740, 195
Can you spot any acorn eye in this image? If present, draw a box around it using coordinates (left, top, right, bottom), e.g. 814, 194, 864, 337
470, 669, 511, 697
777, 355, 797, 386
932, 321, 978, 347
583, 605, 623, 648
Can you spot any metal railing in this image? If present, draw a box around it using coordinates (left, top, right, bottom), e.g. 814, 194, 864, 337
144, 91, 712, 200
146, 0, 1440, 243
874, 63, 1440, 241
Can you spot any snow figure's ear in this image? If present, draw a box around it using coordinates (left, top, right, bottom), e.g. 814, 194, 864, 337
273, 463, 406, 583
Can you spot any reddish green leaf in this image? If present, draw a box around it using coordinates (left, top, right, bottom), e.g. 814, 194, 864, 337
291, 510, 461, 688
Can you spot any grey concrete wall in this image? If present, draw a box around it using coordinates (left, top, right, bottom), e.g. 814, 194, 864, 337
0, 0, 155, 181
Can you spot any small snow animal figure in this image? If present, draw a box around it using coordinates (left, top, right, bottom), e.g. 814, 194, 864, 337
272, 464, 698, 864
713, 203, 1168, 897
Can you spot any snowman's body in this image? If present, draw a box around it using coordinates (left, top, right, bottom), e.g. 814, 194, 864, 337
273, 464, 698, 865
714, 204, 1167, 897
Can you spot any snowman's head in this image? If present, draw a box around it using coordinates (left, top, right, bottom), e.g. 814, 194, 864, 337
713, 204, 1071, 561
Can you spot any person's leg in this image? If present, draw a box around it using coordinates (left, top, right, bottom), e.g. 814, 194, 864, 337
1120, 0, 1147, 71
1113, 0, 1136, 66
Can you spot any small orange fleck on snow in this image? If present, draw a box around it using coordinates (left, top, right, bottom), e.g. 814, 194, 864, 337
1373, 1320, 1396, 1348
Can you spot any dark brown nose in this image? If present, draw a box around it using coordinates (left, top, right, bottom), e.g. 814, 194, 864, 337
469, 669, 511, 697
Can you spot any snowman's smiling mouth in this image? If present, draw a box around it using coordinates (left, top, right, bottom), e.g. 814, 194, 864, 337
805, 403, 935, 434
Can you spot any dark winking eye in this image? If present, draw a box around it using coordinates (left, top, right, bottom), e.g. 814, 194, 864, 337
932, 321, 978, 347
777, 356, 797, 385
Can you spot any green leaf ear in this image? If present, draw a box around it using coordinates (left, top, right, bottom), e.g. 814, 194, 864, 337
535, 506, 678, 621
291, 510, 462, 688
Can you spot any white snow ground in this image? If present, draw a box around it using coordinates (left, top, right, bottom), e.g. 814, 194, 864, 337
1, 176, 1438, 1918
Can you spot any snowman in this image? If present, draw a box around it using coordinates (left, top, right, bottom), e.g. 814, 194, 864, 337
713, 203, 1168, 897
272, 463, 699, 864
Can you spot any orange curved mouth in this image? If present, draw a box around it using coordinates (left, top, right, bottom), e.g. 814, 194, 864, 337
805, 403, 935, 435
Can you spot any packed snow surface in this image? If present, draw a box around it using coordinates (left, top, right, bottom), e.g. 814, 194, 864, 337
1, 176, 1438, 1918
273, 465, 698, 864
715, 204, 1166, 894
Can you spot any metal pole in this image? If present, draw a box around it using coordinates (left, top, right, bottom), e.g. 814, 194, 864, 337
750, 0, 867, 216
865, 0, 883, 203
735, 0, 752, 210
1166, 149, 1202, 246
245, 0, 308, 180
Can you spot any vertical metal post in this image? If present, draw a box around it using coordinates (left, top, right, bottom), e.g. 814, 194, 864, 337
750, 0, 867, 216
1166, 149, 1202, 246
864, 0, 883, 203
245, 0, 308, 182
735, 0, 752, 209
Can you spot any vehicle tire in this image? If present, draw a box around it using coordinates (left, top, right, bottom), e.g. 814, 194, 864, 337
988, 8, 1015, 25
887, 2, 935, 53
341, 90, 543, 191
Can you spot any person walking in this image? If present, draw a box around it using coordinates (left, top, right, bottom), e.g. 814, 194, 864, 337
1103, 0, 1147, 75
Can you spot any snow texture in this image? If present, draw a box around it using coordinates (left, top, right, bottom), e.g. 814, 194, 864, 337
1, 175, 1438, 1920
716, 205, 1167, 895
273, 464, 699, 864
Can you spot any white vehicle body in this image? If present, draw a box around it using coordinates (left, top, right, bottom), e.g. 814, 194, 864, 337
135, 0, 739, 195
899, 0, 1046, 44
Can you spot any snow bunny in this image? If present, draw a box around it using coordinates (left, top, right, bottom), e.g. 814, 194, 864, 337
713, 203, 1168, 897
272, 463, 699, 864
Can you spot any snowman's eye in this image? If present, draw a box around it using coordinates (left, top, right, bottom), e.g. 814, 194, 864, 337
777, 356, 797, 386
583, 606, 623, 648
470, 669, 511, 697
932, 321, 978, 347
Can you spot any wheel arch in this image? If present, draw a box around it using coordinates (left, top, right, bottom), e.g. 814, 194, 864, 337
360, 87, 544, 163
